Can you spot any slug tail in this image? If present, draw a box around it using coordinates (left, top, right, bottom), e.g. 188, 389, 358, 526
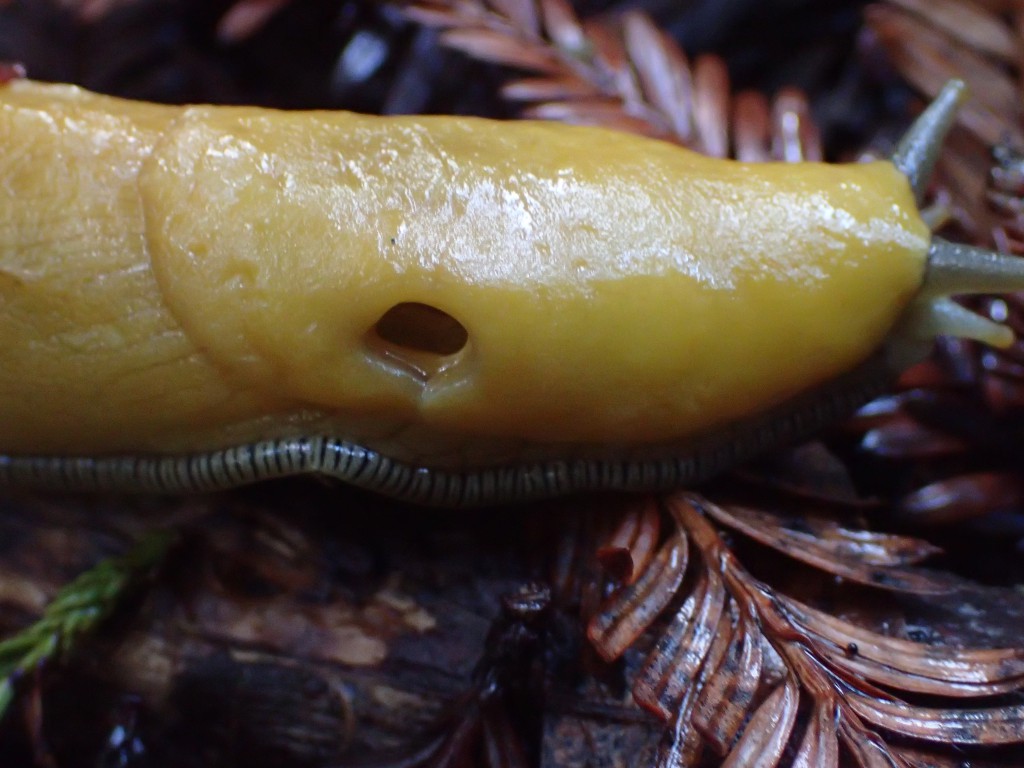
891, 79, 967, 204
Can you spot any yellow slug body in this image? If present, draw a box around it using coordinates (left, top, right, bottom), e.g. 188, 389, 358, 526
0, 80, 930, 468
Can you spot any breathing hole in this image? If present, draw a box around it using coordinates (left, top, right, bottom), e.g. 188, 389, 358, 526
374, 302, 468, 354
368, 302, 469, 381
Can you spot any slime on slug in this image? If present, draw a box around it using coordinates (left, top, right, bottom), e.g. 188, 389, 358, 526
0, 78, 1020, 505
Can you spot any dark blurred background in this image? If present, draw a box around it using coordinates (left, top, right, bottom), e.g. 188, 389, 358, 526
0, 0, 883, 147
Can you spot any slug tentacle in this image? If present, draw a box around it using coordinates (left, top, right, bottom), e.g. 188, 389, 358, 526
888, 237, 1024, 369
920, 237, 1024, 301
891, 79, 966, 204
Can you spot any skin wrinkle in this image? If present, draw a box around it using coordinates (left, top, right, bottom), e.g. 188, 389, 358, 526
138, 136, 345, 441
84, 348, 202, 395
144, 112, 263, 402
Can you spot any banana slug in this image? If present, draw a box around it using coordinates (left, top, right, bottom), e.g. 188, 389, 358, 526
0, 77, 1020, 506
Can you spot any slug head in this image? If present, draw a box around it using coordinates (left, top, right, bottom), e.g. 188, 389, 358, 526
886, 80, 1024, 368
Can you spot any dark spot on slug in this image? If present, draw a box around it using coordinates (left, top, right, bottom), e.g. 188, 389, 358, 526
845, 642, 858, 657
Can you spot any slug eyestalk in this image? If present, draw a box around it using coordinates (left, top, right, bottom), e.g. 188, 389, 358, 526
892, 79, 967, 205
888, 80, 1024, 366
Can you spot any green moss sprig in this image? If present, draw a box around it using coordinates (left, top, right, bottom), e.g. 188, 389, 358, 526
0, 532, 171, 720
